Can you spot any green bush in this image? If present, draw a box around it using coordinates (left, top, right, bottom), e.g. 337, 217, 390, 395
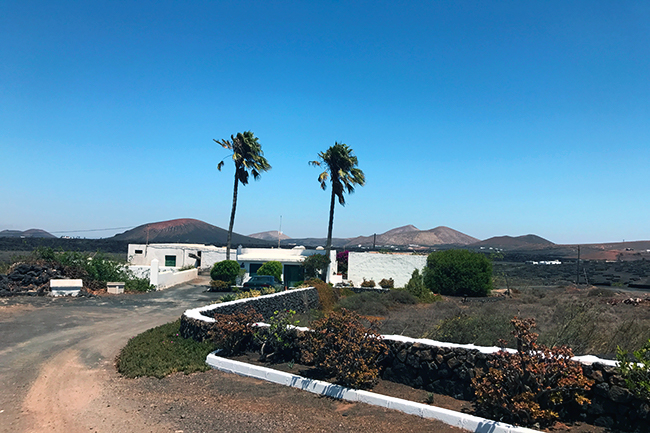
116, 319, 215, 378
405, 269, 427, 297
617, 339, 650, 401
423, 249, 492, 297
302, 254, 330, 280
31, 247, 154, 292
256, 309, 300, 362
385, 289, 418, 305
257, 261, 283, 282
210, 260, 241, 284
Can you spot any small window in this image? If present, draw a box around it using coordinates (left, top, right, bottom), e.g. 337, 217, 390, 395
135, 249, 143, 254
165, 255, 177, 267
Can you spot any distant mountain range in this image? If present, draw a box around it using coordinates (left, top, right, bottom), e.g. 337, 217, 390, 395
0, 229, 56, 238
9, 219, 649, 262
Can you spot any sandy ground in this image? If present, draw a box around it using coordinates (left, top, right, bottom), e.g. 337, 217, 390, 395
0, 280, 465, 433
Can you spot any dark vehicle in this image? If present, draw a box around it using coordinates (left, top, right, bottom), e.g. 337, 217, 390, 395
242, 275, 282, 290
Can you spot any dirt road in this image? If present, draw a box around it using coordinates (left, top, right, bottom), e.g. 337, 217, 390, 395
0, 281, 465, 433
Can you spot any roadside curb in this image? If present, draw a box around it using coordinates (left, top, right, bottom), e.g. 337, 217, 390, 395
206, 352, 542, 433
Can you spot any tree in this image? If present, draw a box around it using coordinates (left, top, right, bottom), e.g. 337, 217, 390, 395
210, 260, 241, 285
215, 131, 271, 259
302, 254, 330, 281
257, 261, 283, 283
423, 249, 492, 297
309, 143, 365, 259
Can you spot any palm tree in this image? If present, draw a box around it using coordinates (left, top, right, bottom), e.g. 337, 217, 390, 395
215, 131, 271, 259
309, 142, 365, 258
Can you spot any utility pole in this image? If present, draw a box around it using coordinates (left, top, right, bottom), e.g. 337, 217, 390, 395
373, 233, 376, 249
576, 245, 581, 285
278, 215, 282, 248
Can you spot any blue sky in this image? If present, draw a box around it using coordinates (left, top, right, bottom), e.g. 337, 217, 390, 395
1, 1, 648, 244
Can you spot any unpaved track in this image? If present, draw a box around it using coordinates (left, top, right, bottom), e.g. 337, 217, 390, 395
1, 281, 465, 433
0, 280, 222, 433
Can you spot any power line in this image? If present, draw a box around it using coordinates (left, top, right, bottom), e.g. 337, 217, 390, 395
49, 226, 134, 234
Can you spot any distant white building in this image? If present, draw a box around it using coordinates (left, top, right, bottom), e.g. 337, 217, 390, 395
127, 243, 337, 286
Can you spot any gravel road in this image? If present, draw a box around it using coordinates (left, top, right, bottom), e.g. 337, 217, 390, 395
0, 279, 465, 433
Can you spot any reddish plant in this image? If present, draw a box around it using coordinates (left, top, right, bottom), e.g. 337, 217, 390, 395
302, 309, 388, 389
208, 308, 262, 356
472, 317, 593, 427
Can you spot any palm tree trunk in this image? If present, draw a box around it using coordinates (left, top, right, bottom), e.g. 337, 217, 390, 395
226, 174, 239, 260
325, 186, 336, 257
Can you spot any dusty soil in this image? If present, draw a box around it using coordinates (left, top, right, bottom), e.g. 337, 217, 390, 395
0, 279, 466, 433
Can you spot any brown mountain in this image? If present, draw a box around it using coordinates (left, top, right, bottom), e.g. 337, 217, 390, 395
0, 229, 56, 238
111, 218, 272, 246
470, 234, 555, 250
248, 230, 291, 241
345, 225, 478, 247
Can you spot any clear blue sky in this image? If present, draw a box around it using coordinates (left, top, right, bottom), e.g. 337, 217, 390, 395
1, 1, 648, 244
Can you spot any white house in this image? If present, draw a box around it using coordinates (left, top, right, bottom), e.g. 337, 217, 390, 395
127, 243, 338, 286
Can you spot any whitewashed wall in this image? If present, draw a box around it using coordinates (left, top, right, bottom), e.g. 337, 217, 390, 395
347, 252, 427, 288
156, 268, 198, 290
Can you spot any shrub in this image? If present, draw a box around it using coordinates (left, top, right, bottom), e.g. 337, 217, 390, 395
617, 339, 650, 401
423, 249, 492, 297
424, 313, 512, 347
385, 289, 418, 305
209, 280, 231, 291
210, 260, 241, 284
302, 254, 330, 280
338, 291, 389, 316
405, 269, 427, 298
302, 309, 389, 389
256, 309, 300, 362
257, 261, 283, 282
360, 279, 376, 288
472, 317, 593, 427
306, 278, 339, 311
208, 308, 262, 356
378, 278, 394, 289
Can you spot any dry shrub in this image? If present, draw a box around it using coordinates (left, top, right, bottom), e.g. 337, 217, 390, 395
472, 317, 593, 427
208, 308, 262, 356
302, 309, 388, 389
305, 278, 339, 312
360, 279, 376, 288
378, 278, 394, 289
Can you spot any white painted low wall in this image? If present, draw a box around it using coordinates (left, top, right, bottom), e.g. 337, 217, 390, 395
155, 268, 198, 290
348, 252, 427, 288
206, 354, 542, 433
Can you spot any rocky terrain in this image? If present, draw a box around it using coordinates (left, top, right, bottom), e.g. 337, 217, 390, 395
0, 263, 64, 296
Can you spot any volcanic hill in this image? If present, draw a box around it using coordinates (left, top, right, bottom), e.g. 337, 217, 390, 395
248, 230, 291, 241
0, 229, 56, 238
346, 225, 478, 247
111, 219, 272, 246
470, 234, 555, 250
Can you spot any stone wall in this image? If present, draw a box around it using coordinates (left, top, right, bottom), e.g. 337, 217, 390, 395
381, 338, 649, 431
180, 287, 319, 342
182, 289, 649, 431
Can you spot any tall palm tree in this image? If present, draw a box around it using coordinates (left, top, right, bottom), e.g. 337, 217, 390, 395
215, 131, 271, 259
309, 142, 365, 259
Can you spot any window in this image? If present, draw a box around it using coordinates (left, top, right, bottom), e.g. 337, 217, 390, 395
135, 250, 143, 254
164, 255, 176, 267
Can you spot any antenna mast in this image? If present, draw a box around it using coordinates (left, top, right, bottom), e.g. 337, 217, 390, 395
278, 215, 282, 248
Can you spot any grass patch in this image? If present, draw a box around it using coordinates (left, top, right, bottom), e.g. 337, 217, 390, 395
116, 319, 215, 378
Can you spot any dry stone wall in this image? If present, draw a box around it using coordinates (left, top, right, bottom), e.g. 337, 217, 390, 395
180, 287, 319, 341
